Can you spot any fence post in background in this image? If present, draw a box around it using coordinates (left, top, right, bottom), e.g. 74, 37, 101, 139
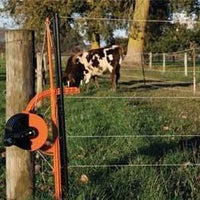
6, 30, 35, 200
163, 53, 166, 72
192, 46, 196, 95
149, 52, 152, 68
184, 52, 188, 76
36, 52, 43, 108
0, 52, 4, 59
43, 52, 48, 77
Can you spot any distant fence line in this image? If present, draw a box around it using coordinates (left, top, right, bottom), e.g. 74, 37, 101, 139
0, 52, 5, 59
36, 48, 197, 70
36, 48, 200, 74
35, 47, 200, 95
144, 49, 193, 71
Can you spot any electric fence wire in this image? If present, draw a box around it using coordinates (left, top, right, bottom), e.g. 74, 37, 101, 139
68, 163, 199, 169
67, 134, 200, 138
60, 16, 200, 24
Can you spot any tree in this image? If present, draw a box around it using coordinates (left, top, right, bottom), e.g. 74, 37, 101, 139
0, 0, 88, 52
75, 0, 124, 49
145, 0, 200, 53
123, 0, 150, 67
0, 0, 129, 51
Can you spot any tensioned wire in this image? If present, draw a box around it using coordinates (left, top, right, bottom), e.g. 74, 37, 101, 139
68, 163, 198, 169
59, 16, 200, 24
65, 96, 200, 99
121, 69, 200, 73
36, 157, 199, 170
67, 134, 200, 138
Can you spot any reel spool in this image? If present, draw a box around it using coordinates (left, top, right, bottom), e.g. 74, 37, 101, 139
4, 112, 48, 151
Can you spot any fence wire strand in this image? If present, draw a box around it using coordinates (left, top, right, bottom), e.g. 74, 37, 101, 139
68, 163, 199, 168
65, 96, 200, 99
68, 134, 200, 138
60, 16, 200, 24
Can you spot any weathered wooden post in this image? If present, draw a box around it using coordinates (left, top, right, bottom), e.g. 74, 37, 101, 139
163, 53, 166, 72
43, 52, 48, 84
6, 30, 35, 200
184, 52, 188, 76
0, 52, 4, 59
149, 52, 152, 68
192, 46, 196, 95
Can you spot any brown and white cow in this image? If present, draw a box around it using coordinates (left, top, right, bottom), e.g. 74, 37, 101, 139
63, 45, 123, 90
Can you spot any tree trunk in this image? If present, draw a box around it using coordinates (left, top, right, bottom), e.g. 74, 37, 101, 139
123, 0, 150, 67
91, 33, 100, 49
6, 30, 35, 200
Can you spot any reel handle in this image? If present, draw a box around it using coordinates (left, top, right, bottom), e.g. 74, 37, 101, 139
4, 128, 37, 147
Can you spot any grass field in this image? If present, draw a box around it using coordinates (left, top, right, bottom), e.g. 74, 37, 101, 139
1, 59, 200, 199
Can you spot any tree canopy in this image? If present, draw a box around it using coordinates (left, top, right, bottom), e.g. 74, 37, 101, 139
1, 0, 200, 54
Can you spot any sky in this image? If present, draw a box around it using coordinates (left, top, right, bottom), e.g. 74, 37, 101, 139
0, 2, 18, 29
0, 15, 17, 29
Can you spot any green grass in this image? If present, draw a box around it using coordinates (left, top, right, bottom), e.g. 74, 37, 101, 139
2, 60, 200, 199
64, 95, 200, 200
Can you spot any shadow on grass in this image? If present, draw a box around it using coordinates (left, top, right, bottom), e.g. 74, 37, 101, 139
73, 77, 193, 95
119, 79, 192, 92
89, 136, 200, 184
137, 140, 177, 161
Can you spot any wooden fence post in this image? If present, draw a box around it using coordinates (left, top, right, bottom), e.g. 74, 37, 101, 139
184, 52, 188, 76
149, 52, 152, 68
193, 46, 196, 95
163, 53, 166, 72
0, 52, 5, 59
6, 30, 35, 200
43, 52, 48, 81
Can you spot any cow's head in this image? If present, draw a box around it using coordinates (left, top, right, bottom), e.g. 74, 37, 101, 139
67, 73, 81, 87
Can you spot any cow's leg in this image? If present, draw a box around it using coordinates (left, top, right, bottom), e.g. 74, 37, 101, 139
115, 63, 120, 85
86, 82, 90, 91
84, 72, 92, 91
115, 64, 120, 90
110, 69, 116, 91
80, 80, 83, 86
92, 76, 99, 88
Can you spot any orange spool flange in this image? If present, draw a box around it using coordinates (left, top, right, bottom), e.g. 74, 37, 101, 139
23, 112, 48, 151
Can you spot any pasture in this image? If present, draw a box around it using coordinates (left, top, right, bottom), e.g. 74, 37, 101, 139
1, 57, 200, 199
